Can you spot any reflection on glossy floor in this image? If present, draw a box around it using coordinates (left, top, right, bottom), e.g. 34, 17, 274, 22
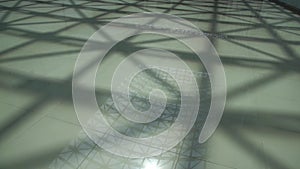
0, 0, 300, 169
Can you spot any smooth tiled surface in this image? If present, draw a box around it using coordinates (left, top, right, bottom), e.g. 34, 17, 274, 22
0, 0, 300, 169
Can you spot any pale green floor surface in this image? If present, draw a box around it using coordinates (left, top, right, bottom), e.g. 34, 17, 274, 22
0, 0, 300, 169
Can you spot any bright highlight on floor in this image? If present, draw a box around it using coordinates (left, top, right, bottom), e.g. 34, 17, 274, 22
144, 161, 160, 169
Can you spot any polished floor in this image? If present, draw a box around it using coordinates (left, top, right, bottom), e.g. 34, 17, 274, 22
0, 0, 300, 169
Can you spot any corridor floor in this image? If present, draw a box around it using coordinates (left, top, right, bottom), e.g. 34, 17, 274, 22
0, 0, 300, 169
